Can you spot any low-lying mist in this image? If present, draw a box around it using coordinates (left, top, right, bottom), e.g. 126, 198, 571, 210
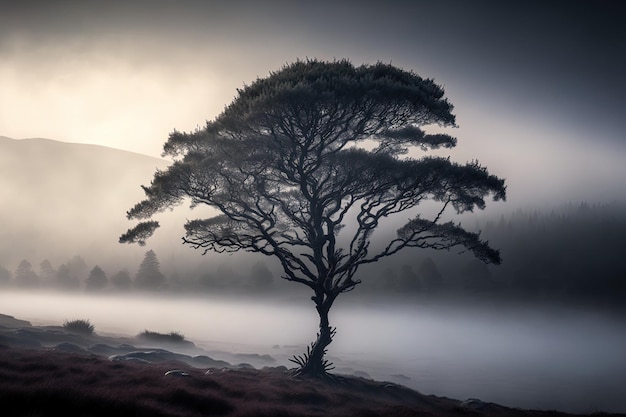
1, 290, 624, 414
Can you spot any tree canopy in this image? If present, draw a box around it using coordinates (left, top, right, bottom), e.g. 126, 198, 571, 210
120, 59, 506, 376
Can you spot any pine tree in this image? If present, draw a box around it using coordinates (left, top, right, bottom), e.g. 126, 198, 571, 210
0, 265, 12, 286
249, 261, 274, 291
418, 257, 443, 292
56, 264, 80, 290
85, 265, 108, 291
111, 270, 131, 291
135, 250, 165, 290
39, 260, 56, 287
15, 260, 39, 287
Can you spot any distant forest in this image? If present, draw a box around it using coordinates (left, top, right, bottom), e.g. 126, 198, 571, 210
1, 202, 624, 307
363, 201, 626, 306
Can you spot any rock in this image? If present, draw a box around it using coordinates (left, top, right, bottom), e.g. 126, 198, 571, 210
88, 344, 121, 356
261, 365, 288, 373
461, 398, 491, 411
165, 369, 190, 377
390, 373, 411, 382
116, 344, 137, 351
0, 333, 41, 349
0, 314, 32, 328
188, 355, 231, 368
110, 349, 182, 363
109, 354, 151, 364
205, 367, 235, 375
234, 353, 276, 363
235, 363, 255, 369
352, 370, 371, 379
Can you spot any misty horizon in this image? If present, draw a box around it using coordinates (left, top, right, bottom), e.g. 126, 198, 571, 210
1, 135, 625, 309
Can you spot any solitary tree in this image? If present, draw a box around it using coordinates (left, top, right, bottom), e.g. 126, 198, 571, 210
120, 60, 506, 377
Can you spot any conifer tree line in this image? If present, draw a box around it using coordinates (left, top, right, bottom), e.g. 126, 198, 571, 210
0, 250, 168, 292
1, 202, 624, 303
367, 201, 626, 304
0, 250, 277, 293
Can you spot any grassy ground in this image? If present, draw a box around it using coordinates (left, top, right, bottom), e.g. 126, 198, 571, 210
1, 313, 624, 417
1, 345, 624, 417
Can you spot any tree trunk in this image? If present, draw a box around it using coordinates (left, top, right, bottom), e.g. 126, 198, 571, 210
295, 295, 335, 377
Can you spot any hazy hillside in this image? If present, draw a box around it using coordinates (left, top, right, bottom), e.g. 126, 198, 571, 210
0, 136, 180, 272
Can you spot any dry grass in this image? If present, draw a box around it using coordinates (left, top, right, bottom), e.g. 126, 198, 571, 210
62, 318, 95, 334
0, 345, 620, 417
138, 329, 187, 343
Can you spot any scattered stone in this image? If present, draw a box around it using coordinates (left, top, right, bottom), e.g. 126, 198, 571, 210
0, 314, 32, 328
88, 344, 119, 355
235, 363, 255, 369
0, 333, 41, 349
261, 365, 288, 373
109, 354, 151, 364
390, 373, 411, 381
205, 367, 233, 375
189, 355, 231, 368
165, 369, 190, 377
234, 353, 276, 363
461, 398, 491, 411
117, 344, 137, 351
109, 349, 182, 363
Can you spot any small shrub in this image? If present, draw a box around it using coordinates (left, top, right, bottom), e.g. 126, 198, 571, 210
63, 319, 95, 335
138, 330, 185, 343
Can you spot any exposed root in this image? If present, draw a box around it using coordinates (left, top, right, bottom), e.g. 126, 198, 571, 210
289, 327, 337, 379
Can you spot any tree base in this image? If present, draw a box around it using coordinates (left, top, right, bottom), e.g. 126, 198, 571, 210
289, 366, 344, 383
289, 326, 337, 379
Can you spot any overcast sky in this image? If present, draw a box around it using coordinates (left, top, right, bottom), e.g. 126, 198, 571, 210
1, 0, 625, 208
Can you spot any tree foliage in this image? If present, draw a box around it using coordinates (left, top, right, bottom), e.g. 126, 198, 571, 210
111, 269, 132, 291
120, 59, 506, 375
85, 265, 108, 291
39, 260, 56, 284
15, 260, 39, 287
135, 250, 165, 290
0, 265, 12, 285
55, 264, 79, 290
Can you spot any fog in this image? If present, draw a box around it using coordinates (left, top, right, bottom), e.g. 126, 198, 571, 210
2, 3, 625, 414
1, 290, 625, 414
